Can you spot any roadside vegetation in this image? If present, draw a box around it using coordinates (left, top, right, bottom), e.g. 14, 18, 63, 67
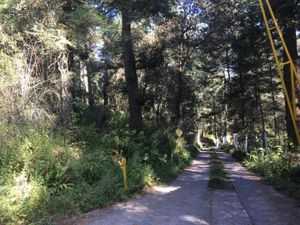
221, 140, 300, 200
0, 119, 198, 225
1, 0, 202, 224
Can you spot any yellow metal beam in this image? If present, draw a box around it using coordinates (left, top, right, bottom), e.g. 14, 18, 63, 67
258, 0, 300, 145
264, 0, 300, 83
121, 158, 128, 192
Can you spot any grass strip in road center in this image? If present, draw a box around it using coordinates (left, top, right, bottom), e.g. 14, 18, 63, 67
208, 150, 230, 189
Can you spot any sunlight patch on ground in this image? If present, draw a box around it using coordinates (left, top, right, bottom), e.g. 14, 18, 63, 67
180, 214, 210, 225
229, 171, 261, 181
152, 185, 181, 194
119, 203, 149, 214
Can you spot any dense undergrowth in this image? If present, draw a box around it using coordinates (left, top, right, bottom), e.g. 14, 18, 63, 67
0, 116, 198, 225
221, 142, 300, 200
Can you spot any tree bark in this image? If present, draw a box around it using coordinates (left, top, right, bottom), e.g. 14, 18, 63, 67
18, 52, 31, 96
121, 11, 143, 130
283, 26, 297, 144
102, 68, 109, 107
254, 73, 267, 147
101, 39, 110, 108
174, 70, 183, 127
223, 50, 231, 139
213, 96, 217, 138
80, 58, 94, 107
59, 53, 73, 125
238, 70, 245, 129
269, 68, 279, 137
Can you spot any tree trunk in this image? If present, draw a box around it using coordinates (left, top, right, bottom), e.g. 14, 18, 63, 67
101, 39, 110, 108
223, 51, 231, 140
121, 11, 143, 130
59, 53, 73, 125
174, 71, 183, 127
283, 26, 297, 144
80, 59, 89, 105
18, 53, 31, 96
254, 73, 267, 147
102, 68, 109, 107
80, 58, 94, 107
213, 96, 217, 138
238, 70, 245, 129
155, 103, 161, 127
269, 69, 279, 137
225, 49, 231, 92
173, 42, 187, 128
79, 44, 94, 107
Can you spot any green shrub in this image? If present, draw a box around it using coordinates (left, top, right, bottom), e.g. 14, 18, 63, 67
245, 149, 292, 179
220, 138, 300, 200
0, 121, 197, 224
230, 148, 247, 161
145, 129, 194, 182
200, 135, 215, 147
244, 148, 300, 200
220, 144, 232, 153
290, 165, 300, 183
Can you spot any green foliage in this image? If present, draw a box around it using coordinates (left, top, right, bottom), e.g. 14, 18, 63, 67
221, 144, 247, 161
229, 148, 247, 162
0, 120, 196, 224
220, 144, 232, 153
244, 149, 295, 180
144, 128, 193, 182
245, 150, 300, 200
200, 135, 216, 148
64, 4, 104, 45
225, 144, 300, 200
102, 128, 148, 158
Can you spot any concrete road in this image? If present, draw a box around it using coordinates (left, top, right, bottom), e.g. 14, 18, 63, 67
217, 151, 300, 225
82, 150, 212, 225
61, 150, 300, 225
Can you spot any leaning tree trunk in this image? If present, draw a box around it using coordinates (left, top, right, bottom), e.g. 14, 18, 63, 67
121, 10, 143, 130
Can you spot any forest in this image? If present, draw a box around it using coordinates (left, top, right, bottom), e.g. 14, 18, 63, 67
0, 0, 299, 224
